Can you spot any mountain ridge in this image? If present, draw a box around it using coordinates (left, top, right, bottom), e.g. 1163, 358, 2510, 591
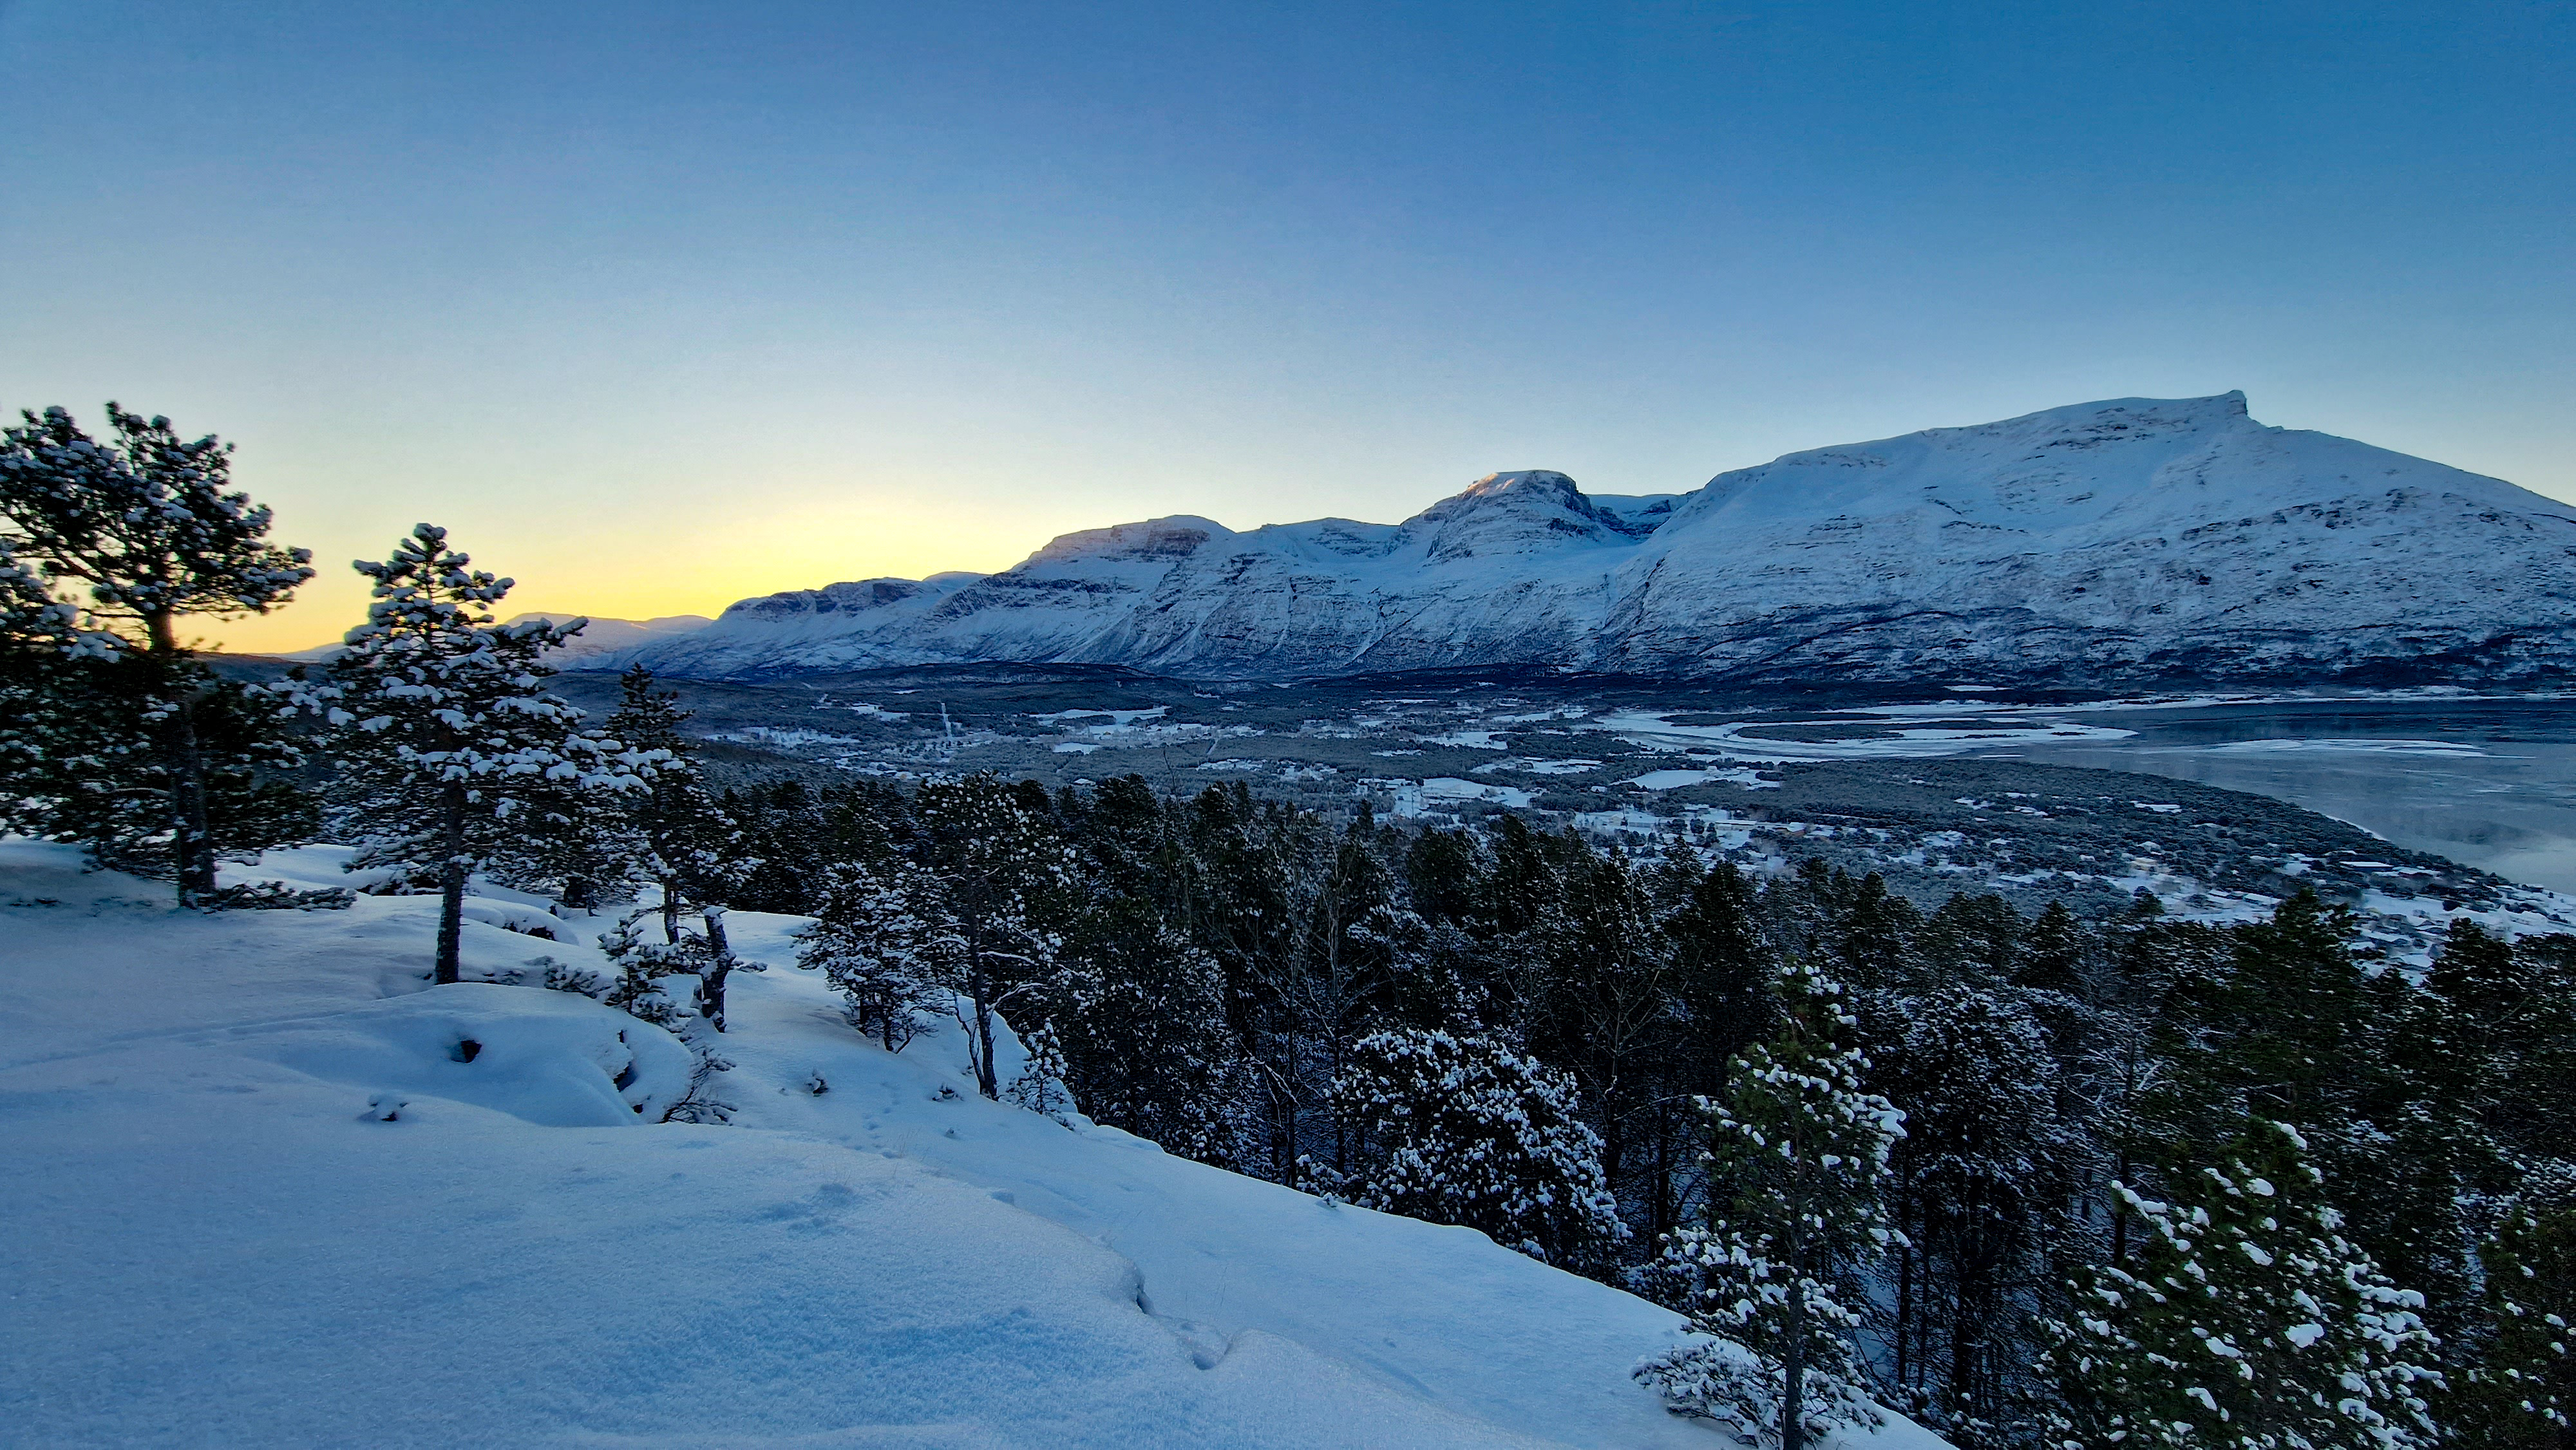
605, 393, 2576, 684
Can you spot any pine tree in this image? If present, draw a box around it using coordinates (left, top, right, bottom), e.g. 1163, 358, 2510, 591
1870, 983, 2081, 1439
2454, 1169, 2576, 1449
596, 910, 697, 1029
0, 404, 316, 902
913, 773, 1076, 1098
2151, 891, 2467, 1324
1006, 1021, 1076, 1122
319, 524, 652, 983
2037, 1118, 2442, 1450
2016, 899, 2091, 996
797, 858, 959, 1051
1634, 961, 1905, 1450
603, 665, 752, 939
1331, 1026, 1626, 1266
1, 541, 85, 831
1526, 843, 1680, 1227
1052, 892, 1253, 1169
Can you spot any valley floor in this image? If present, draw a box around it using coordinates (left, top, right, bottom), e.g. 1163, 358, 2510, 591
0, 840, 1947, 1449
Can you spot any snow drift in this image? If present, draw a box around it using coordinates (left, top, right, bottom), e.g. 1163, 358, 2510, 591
607, 393, 2576, 684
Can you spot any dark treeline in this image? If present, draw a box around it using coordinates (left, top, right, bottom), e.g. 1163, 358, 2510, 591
724, 765, 2576, 1449
6, 402, 2571, 1449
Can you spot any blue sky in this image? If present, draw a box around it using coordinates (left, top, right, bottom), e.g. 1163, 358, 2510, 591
3, 0, 2569, 649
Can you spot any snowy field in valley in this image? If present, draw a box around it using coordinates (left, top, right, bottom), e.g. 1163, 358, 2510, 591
0, 839, 1951, 1449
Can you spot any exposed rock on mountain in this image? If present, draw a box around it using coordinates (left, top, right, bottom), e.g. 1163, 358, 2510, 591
612, 395, 2576, 684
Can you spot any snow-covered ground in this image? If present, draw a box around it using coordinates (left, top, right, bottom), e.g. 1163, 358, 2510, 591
0, 840, 1949, 1449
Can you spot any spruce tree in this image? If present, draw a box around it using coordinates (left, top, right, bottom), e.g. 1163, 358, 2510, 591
1634, 961, 1905, 1450
2037, 1118, 2442, 1450
0, 404, 315, 902
1330, 1026, 1625, 1266
319, 524, 651, 983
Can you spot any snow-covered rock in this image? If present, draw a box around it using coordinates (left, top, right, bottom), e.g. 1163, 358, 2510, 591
0, 839, 1951, 1448
608, 394, 2576, 684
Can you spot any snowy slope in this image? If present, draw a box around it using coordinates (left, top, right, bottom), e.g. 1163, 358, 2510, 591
610, 395, 2576, 684
0, 840, 1949, 1450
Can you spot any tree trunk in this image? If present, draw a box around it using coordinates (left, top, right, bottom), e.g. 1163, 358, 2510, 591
435, 789, 466, 985
171, 695, 217, 904
1782, 1200, 1809, 1450
146, 614, 217, 909
970, 973, 999, 1098
1782, 1286, 1808, 1450
1894, 1204, 1913, 1394
696, 906, 734, 1031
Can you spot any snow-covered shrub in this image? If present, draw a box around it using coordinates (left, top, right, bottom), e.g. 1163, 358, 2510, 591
200, 880, 356, 912
1331, 1026, 1625, 1266
596, 912, 697, 1030
1006, 1022, 1077, 1124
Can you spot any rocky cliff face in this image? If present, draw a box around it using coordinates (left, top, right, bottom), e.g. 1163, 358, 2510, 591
614, 395, 2576, 684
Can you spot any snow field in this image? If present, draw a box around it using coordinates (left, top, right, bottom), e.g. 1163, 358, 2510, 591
0, 840, 1949, 1449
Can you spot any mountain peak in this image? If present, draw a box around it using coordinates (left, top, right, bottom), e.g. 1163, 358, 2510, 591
1461, 469, 1584, 500
1403, 471, 1633, 561
613, 391, 2576, 684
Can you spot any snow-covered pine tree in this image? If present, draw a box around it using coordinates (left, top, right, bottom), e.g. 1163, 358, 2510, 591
601, 666, 751, 936
1006, 1021, 1076, 1122
1868, 983, 2083, 1439
2036, 1116, 2443, 1450
1052, 896, 1255, 1171
1634, 960, 1905, 1450
797, 859, 960, 1051
488, 781, 645, 914
319, 524, 652, 983
595, 911, 697, 1029
0, 541, 78, 831
913, 773, 1076, 1098
1331, 1026, 1625, 1266
0, 404, 316, 903
594, 910, 740, 1122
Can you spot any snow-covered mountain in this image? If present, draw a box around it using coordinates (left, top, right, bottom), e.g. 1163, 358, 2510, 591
506, 612, 714, 662
609, 394, 2576, 684
281, 612, 712, 664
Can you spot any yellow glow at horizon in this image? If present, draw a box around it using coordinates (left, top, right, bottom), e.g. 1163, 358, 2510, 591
196, 492, 1084, 657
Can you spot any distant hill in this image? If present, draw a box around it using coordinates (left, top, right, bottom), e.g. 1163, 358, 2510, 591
598, 393, 2576, 686
283, 612, 712, 664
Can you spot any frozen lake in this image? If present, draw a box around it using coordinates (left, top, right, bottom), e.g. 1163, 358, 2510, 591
1967, 697, 2576, 894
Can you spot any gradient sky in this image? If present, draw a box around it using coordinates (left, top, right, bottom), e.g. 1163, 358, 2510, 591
3, 0, 2570, 652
